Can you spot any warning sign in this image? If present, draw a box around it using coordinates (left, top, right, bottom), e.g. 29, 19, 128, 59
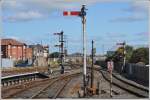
107, 61, 114, 72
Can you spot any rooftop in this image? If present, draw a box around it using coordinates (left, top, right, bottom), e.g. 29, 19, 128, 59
1, 39, 26, 46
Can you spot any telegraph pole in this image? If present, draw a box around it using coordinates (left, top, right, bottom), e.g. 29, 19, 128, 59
54, 31, 65, 74
91, 40, 94, 89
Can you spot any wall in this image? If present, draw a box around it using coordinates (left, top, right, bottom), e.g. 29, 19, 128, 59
26, 48, 33, 59
95, 60, 149, 84
124, 63, 149, 83
1, 58, 14, 68
34, 56, 48, 67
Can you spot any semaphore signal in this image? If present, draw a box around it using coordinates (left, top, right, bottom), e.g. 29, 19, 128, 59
63, 11, 81, 16
63, 5, 87, 96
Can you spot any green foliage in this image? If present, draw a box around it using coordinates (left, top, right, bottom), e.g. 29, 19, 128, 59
125, 45, 133, 62
106, 45, 134, 63
106, 45, 149, 65
15, 60, 26, 65
49, 52, 60, 58
49, 61, 59, 67
129, 47, 149, 65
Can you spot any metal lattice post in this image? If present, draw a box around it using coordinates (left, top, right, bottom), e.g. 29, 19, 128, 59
60, 31, 64, 74
54, 31, 65, 74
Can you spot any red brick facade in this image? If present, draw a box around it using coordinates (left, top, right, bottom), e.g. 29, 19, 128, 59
26, 48, 33, 59
1, 39, 32, 61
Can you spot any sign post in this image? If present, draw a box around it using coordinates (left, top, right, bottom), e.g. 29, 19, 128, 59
107, 60, 114, 97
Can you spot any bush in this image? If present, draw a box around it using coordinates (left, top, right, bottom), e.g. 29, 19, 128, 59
129, 47, 149, 65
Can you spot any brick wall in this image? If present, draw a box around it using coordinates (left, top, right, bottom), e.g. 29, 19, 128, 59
26, 48, 33, 59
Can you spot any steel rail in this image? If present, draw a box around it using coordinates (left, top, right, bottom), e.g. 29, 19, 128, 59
52, 78, 71, 98
30, 73, 81, 99
99, 69, 148, 98
87, 66, 148, 98
2, 71, 81, 99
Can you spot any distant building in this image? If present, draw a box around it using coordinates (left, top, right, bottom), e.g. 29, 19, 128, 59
1, 39, 27, 60
1, 38, 33, 61
29, 44, 49, 66
26, 47, 33, 60
29, 44, 49, 58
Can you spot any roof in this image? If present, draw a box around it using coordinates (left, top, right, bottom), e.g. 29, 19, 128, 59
1, 39, 26, 46
29, 44, 43, 49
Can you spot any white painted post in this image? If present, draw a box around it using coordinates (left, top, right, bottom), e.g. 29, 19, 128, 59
110, 70, 112, 97
82, 5, 87, 96
107, 61, 113, 97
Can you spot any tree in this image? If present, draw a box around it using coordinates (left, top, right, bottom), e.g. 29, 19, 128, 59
129, 47, 149, 65
107, 45, 134, 63
125, 45, 133, 62
49, 52, 60, 58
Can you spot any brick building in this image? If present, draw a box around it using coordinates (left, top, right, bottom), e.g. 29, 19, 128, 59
29, 44, 49, 66
1, 39, 32, 61
26, 48, 33, 60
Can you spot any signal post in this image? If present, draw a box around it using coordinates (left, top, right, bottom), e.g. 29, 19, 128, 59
63, 5, 87, 96
107, 60, 114, 97
54, 31, 65, 74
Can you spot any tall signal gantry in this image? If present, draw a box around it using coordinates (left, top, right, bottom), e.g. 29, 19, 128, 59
54, 31, 66, 74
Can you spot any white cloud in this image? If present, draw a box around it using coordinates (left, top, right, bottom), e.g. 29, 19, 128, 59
110, 15, 147, 23
132, 0, 150, 11
1, 0, 150, 22
111, 0, 149, 22
4, 11, 44, 22
2, 0, 149, 11
123, 0, 149, 13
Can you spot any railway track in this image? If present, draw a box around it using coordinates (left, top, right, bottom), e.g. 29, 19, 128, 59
30, 77, 71, 98
2, 65, 148, 99
98, 68, 149, 98
3, 71, 81, 99
2, 78, 51, 99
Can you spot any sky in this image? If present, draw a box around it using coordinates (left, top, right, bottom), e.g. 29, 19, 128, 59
0, 0, 149, 55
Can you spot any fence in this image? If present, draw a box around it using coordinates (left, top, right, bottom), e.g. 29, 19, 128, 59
124, 63, 149, 83
1, 58, 14, 68
95, 60, 149, 84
